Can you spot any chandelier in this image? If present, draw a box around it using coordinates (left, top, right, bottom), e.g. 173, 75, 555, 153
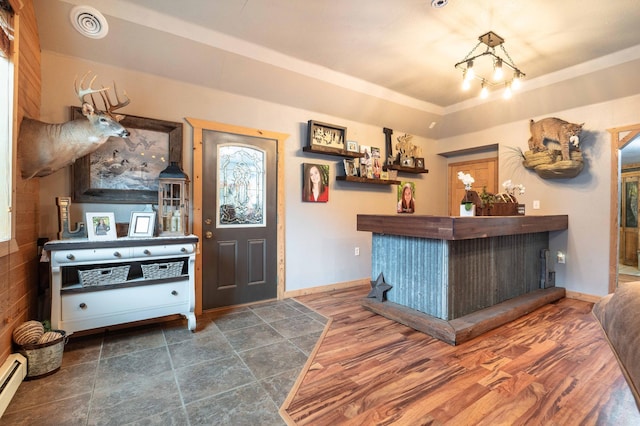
454, 31, 525, 100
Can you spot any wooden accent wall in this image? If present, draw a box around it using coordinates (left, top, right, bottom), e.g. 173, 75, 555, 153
0, 0, 41, 364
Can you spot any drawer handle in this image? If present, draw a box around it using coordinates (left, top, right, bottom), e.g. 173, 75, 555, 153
144, 249, 151, 255
171, 290, 178, 296
66, 253, 75, 260
79, 302, 87, 309
180, 247, 187, 253
113, 251, 122, 258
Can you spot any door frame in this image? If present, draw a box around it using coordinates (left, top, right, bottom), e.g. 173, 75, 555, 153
186, 118, 288, 315
609, 123, 640, 293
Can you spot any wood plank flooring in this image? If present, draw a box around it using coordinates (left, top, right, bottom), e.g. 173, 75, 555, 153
281, 285, 640, 425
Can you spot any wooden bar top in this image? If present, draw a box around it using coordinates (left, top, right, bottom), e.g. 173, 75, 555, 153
357, 215, 568, 240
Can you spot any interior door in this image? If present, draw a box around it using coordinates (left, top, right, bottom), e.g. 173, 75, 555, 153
201, 129, 277, 309
620, 175, 639, 266
448, 158, 498, 215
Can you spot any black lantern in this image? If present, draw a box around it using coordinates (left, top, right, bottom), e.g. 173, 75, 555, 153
157, 162, 189, 235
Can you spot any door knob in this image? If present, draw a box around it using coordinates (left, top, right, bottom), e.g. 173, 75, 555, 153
205, 231, 213, 239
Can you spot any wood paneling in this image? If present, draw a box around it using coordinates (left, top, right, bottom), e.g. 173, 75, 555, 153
0, 0, 41, 364
282, 286, 640, 425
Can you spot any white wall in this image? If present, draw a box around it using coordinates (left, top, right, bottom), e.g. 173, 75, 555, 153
36, 52, 447, 293
438, 93, 640, 297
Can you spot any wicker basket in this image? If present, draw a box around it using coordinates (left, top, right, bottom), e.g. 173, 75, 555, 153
78, 265, 130, 287
141, 261, 184, 280
16, 330, 66, 379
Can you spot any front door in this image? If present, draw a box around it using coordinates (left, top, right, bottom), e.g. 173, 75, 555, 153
189, 128, 279, 311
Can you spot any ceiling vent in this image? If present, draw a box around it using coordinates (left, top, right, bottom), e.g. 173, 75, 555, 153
69, 5, 109, 39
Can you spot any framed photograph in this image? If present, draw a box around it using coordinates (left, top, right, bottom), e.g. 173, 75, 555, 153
302, 163, 330, 202
397, 182, 416, 214
86, 212, 118, 240
128, 212, 156, 238
308, 120, 346, 151
343, 158, 359, 176
71, 108, 183, 204
415, 157, 425, 169
346, 140, 359, 152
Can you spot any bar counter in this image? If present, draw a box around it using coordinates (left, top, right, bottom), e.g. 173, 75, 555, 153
357, 214, 568, 344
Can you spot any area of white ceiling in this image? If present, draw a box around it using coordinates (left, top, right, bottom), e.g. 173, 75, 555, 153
33, 0, 640, 138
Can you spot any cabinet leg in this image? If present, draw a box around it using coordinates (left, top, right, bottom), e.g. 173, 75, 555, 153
187, 313, 196, 331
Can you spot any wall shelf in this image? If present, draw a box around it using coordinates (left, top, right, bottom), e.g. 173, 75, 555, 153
302, 146, 363, 158
383, 164, 429, 174
336, 176, 400, 185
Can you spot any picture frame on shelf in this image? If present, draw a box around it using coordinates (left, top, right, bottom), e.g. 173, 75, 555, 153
86, 212, 118, 241
415, 157, 425, 169
128, 211, 156, 238
308, 120, 346, 151
72, 108, 183, 204
346, 140, 359, 153
343, 158, 359, 177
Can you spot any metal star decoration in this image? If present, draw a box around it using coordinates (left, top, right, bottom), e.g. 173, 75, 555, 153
367, 272, 392, 302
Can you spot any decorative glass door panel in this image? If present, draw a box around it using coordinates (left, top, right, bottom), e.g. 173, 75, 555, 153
217, 145, 266, 227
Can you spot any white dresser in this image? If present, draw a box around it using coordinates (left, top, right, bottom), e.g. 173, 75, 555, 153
44, 236, 198, 335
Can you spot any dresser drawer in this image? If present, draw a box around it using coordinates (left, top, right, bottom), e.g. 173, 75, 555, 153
61, 281, 189, 321
131, 243, 196, 258
52, 247, 132, 264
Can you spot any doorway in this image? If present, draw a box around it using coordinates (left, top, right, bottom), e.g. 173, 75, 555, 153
609, 124, 640, 293
448, 158, 498, 215
187, 118, 288, 313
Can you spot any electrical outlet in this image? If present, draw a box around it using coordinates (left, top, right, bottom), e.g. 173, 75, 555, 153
533, 200, 540, 209
354, 247, 360, 256
557, 251, 566, 264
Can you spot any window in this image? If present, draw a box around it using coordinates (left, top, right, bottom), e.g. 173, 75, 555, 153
0, 4, 14, 244
0, 54, 12, 242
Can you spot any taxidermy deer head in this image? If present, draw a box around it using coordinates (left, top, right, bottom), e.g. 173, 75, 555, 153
18, 72, 131, 179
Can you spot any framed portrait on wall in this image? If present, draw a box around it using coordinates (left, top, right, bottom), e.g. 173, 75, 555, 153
397, 181, 416, 214
302, 163, 330, 202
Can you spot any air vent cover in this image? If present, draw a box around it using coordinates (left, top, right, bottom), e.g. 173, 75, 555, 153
69, 5, 109, 39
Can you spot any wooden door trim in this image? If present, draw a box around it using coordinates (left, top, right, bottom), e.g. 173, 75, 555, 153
608, 124, 640, 293
186, 118, 288, 315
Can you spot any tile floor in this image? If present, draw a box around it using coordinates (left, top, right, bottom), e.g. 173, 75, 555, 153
0, 298, 327, 425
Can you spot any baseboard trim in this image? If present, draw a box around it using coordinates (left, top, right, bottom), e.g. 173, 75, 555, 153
565, 290, 604, 304
284, 278, 370, 299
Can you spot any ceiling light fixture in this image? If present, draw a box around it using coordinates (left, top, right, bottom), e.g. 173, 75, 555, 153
454, 31, 525, 100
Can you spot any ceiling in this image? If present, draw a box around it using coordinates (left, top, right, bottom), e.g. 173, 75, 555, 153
32, 0, 640, 138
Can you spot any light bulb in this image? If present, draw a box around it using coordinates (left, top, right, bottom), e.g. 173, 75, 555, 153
503, 83, 512, 99
512, 73, 521, 90
462, 78, 471, 91
465, 61, 475, 81
480, 83, 489, 99
493, 58, 503, 81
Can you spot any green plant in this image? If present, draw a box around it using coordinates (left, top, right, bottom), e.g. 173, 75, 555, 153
479, 186, 495, 208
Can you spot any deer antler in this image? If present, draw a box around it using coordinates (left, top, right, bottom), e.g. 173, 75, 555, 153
98, 81, 131, 115
74, 71, 108, 107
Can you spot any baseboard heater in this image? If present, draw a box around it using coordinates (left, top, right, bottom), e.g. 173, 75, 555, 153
0, 354, 27, 418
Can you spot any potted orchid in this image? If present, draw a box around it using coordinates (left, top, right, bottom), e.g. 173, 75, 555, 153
457, 171, 476, 216
499, 179, 525, 203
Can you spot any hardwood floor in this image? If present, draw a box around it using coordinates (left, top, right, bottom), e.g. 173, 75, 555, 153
619, 273, 640, 285
282, 285, 640, 425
